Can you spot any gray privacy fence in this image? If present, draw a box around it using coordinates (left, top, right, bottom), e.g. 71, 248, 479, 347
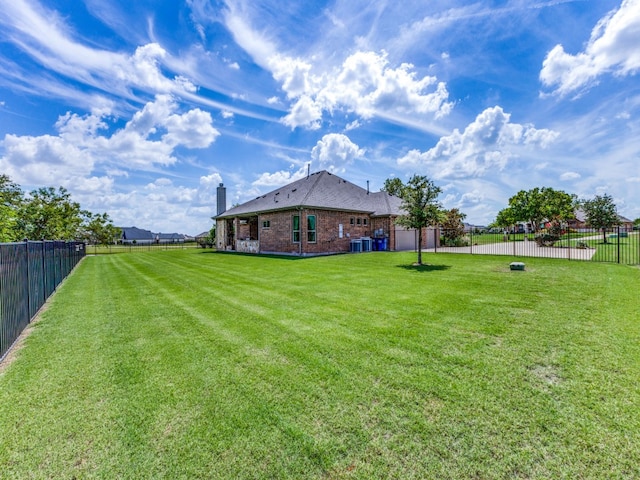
431, 227, 639, 265
0, 240, 85, 362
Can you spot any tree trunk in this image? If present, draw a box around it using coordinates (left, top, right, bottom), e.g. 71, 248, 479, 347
602, 228, 607, 244
417, 227, 423, 265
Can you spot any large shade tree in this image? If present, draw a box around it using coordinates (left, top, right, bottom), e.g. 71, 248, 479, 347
493, 187, 576, 243
506, 187, 576, 233
393, 174, 442, 265
581, 194, 618, 243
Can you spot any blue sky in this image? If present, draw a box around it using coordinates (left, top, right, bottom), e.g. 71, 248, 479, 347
1, 0, 639, 235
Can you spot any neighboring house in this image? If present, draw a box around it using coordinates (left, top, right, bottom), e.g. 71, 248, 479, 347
566, 209, 588, 231
567, 209, 634, 232
214, 170, 439, 256
618, 215, 634, 231
120, 226, 155, 244
120, 227, 185, 244
157, 233, 185, 244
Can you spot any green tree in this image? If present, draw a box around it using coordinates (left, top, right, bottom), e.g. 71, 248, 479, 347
441, 208, 467, 246
18, 187, 84, 240
581, 194, 618, 243
82, 212, 121, 245
491, 207, 517, 232
382, 177, 405, 197
395, 174, 442, 265
508, 187, 575, 234
0, 174, 24, 242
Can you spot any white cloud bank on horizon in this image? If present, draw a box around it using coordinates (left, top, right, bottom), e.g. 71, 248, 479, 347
397, 106, 559, 179
540, 0, 640, 96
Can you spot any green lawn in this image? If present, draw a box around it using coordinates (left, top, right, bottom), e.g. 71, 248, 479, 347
579, 233, 640, 263
1, 250, 639, 479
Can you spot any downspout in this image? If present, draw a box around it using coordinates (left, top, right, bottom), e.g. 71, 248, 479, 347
299, 207, 303, 256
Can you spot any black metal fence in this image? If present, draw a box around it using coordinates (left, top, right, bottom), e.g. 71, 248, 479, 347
0, 240, 85, 361
432, 227, 639, 265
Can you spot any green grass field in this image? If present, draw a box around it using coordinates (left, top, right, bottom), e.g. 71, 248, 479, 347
1, 250, 639, 479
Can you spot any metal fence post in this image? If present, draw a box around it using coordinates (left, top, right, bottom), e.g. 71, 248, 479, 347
617, 225, 621, 264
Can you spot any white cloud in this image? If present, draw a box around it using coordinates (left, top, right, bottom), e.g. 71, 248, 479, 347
220, 4, 452, 129
282, 95, 323, 130
560, 171, 581, 181
252, 167, 308, 187
278, 51, 453, 129
345, 120, 361, 131
540, 0, 640, 95
0, 95, 219, 186
311, 133, 365, 173
397, 106, 559, 179
196, 173, 224, 205
269, 55, 317, 99
164, 108, 219, 147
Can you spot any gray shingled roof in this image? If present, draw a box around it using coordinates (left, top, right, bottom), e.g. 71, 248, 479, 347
120, 226, 154, 241
215, 170, 404, 219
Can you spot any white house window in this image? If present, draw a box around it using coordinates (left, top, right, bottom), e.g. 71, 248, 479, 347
363, 218, 368, 226
262, 220, 270, 228
307, 215, 317, 243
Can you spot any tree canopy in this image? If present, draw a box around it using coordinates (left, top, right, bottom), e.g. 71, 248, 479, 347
393, 175, 442, 265
382, 177, 405, 197
0, 176, 119, 243
581, 194, 618, 243
502, 187, 576, 233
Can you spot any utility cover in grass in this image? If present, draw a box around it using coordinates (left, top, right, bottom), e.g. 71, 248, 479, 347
510, 262, 525, 271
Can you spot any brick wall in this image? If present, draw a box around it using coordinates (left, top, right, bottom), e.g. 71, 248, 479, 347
257, 209, 396, 255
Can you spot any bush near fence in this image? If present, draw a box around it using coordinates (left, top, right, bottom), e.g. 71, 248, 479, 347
0, 241, 85, 361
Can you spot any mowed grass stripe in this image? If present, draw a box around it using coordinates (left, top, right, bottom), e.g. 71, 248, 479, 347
0, 250, 639, 478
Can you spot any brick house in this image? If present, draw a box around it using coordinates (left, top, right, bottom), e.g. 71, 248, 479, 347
567, 209, 634, 232
214, 170, 438, 256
